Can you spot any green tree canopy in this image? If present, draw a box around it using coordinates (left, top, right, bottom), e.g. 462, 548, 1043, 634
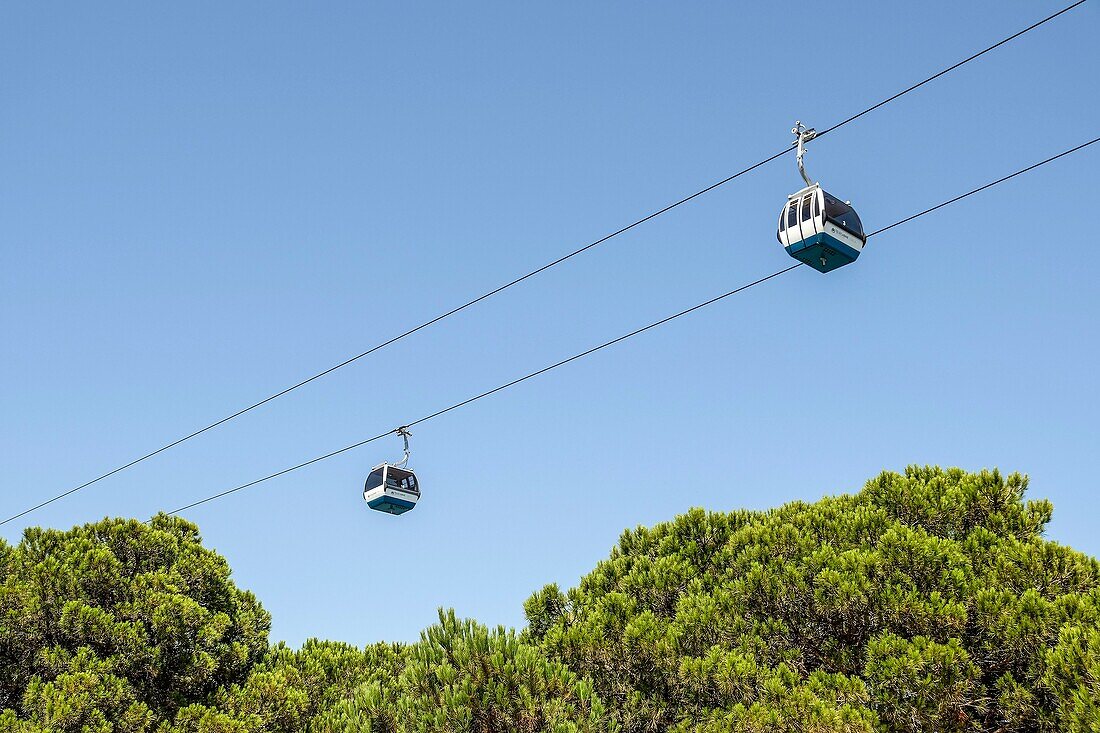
314, 609, 611, 733
162, 638, 405, 733
0, 515, 269, 732
525, 467, 1100, 732
4, 468, 1100, 733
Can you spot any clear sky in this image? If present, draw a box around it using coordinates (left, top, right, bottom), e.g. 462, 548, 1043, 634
2, 1, 1098, 648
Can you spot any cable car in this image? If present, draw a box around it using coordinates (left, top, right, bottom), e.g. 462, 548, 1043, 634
363, 463, 419, 515
777, 122, 867, 273
363, 428, 420, 515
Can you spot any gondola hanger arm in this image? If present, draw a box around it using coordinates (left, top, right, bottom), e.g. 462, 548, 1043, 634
394, 426, 412, 468
792, 121, 817, 188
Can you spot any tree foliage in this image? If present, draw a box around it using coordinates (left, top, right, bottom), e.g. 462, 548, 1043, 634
162, 639, 404, 733
3, 468, 1100, 732
0, 515, 269, 732
525, 467, 1100, 732
314, 609, 611, 733
158, 610, 612, 732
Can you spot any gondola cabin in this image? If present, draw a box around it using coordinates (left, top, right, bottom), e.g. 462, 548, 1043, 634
363, 463, 420, 515
777, 184, 866, 273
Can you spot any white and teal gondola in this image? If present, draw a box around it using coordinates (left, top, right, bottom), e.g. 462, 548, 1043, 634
777, 183, 866, 273
363, 463, 420, 515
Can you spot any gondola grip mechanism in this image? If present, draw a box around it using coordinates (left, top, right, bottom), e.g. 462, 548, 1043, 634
395, 426, 412, 468
792, 120, 817, 188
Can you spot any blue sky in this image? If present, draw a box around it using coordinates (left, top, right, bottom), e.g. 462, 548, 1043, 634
2, 1, 1098, 647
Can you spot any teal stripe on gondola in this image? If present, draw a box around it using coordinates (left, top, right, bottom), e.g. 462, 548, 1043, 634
368, 495, 417, 515
784, 232, 862, 273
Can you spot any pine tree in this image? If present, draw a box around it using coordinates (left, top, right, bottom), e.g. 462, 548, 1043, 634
0, 515, 269, 731
525, 467, 1100, 732
314, 609, 613, 733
